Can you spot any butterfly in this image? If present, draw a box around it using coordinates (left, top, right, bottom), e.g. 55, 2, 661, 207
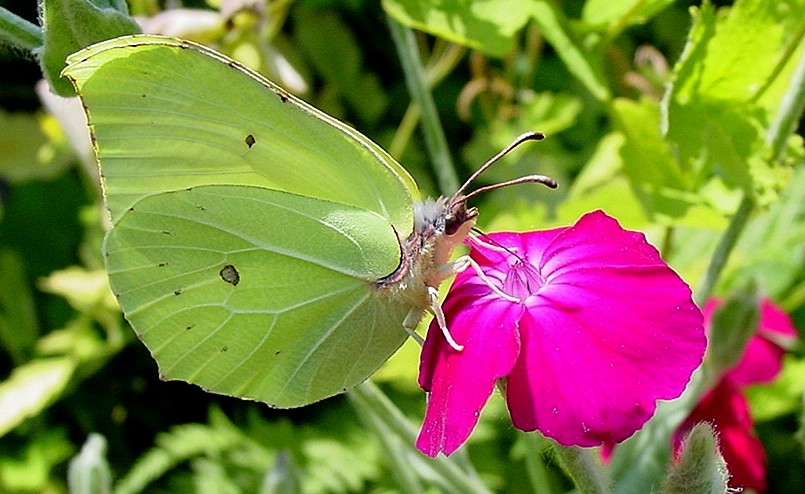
63, 35, 554, 407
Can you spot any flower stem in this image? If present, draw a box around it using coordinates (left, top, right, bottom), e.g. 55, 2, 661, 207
386, 15, 460, 195
348, 381, 491, 494
694, 194, 754, 306
522, 433, 555, 493
389, 104, 422, 159
551, 442, 611, 494
0, 6, 43, 52
766, 36, 805, 163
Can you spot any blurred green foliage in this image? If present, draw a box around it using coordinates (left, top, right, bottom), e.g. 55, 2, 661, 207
0, 0, 802, 493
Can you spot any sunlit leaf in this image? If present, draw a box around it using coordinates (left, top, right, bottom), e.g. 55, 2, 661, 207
582, 0, 676, 29
0, 358, 75, 437
382, 0, 532, 57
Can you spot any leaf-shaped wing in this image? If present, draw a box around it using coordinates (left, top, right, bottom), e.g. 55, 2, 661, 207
107, 185, 410, 407
62, 35, 419, 232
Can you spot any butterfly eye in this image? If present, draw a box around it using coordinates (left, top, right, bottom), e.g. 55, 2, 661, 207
445, 206, 477, 235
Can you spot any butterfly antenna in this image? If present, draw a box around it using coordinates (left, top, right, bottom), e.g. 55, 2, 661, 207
461, 174, 557, 202
451, 131, 552, 203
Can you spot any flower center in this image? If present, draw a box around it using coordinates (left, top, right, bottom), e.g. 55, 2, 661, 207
502, 259, 542, 299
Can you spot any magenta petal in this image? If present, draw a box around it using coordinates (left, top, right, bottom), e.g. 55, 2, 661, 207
469, 228, 568, 271
416, 286, 522, 457
727, 335, 788, 386
504, 211, 705, 446
726, 298, 799, 386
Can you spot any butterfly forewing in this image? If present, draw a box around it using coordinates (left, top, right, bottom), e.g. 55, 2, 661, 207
63, 35, 418, 232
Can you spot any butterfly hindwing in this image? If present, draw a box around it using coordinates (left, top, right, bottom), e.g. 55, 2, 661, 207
107, 185, 410, 406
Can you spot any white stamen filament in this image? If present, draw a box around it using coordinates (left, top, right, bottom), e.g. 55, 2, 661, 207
454, 256, 521, 304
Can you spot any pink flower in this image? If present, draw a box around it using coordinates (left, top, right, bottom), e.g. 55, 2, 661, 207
676, 298, 798, 492
417, 210, 706, 457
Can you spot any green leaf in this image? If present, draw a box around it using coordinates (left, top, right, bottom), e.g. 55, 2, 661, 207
0, 428, 74, 491
612, 98, 685, 186
671, 0, 805, 105
664, 0, 805, 202
41, 0, 141, 96
382, 0, 532, 57
746, 355, 805, 421
582, 0, 676, 30
383, 0, 612, 100
191, 458, 240, 494
610, 98, 700, 222
0, 250, 39, 364
558, 177, 649, 228
0, 357, 75, 437
566, 132, 624, 200
660, 423, 729, 494
529, 1, 610, 101
39, 267, 117, 315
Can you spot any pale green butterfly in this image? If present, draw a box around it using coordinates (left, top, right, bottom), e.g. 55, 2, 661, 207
62, 34, 554, 408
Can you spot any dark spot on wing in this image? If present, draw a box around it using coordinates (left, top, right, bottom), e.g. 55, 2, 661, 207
221, 345, 228, 352
158, 262, 167, 267
185, 323, 195, 330
276, 90, 289, 103
245, 134, 256, 148
220, 264, 240, 286
174, 289, 182, 296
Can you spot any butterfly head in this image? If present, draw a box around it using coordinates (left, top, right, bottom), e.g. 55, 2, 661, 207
378, 132, 556, 294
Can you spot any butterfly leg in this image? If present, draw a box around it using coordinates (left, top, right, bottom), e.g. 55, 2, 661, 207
427, 287, 464, 352
402, 310, 425, 346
